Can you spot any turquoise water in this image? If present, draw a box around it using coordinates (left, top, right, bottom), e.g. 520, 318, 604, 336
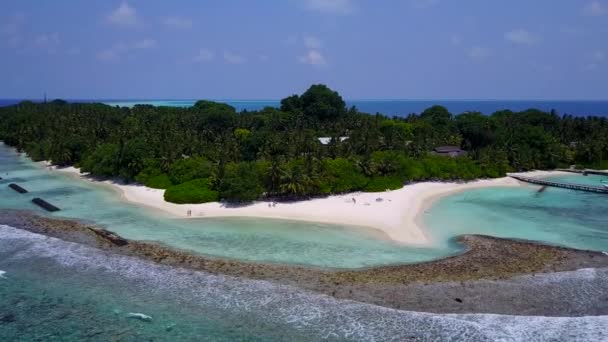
1, 142, 607, 268
98, 99, 608, 117
2, 145, 608, 339
2, 225, 607, 341
5, 99, 607, 117
0, 143, 449, 268
425, 177, 608, 252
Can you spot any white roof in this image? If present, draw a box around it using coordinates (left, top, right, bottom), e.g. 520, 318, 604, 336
317, 137, 349, 145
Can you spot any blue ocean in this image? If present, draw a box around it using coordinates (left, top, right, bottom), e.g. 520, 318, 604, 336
1, 99, 607, 117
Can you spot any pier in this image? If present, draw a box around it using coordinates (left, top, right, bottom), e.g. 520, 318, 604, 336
556, 169, 608, 176
509, 175, 608, 194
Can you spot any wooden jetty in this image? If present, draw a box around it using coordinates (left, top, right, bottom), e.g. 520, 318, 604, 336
509, 175, 608, 194
557, 169, 608, 176
8, 183, 28, 194
31, 198, 61, 212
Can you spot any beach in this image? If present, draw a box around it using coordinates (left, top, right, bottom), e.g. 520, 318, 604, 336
46, 162, 570, 245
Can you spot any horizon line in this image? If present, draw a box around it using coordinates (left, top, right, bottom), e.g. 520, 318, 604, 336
2, 98, 608, 102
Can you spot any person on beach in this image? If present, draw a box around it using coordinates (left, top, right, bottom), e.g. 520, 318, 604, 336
187, 209, 192, 217
352, 198, 356, 204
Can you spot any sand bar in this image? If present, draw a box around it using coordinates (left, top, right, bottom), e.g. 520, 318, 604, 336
46, 162, 569, 245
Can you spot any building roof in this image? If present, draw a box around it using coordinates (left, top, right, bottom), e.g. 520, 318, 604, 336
317, 137, 349, 145
433, 146, 464, 153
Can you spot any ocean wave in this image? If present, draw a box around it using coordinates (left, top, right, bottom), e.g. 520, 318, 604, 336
1, 224, 607, 341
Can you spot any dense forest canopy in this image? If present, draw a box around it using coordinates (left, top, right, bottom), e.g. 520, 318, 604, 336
1, 84, 607, 204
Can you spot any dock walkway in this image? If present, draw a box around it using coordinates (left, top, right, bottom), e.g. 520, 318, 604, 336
556, 169, 608, 176
509, 174, 608, 194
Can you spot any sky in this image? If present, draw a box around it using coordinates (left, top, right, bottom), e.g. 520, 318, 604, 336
0, 0, 607, 100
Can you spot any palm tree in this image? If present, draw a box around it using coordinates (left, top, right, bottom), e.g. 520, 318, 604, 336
279, 166, 311, 196
279, 168, 304, 195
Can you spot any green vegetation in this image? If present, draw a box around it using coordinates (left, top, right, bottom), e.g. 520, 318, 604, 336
164, 179, 219, 204
1, 84, 607, 204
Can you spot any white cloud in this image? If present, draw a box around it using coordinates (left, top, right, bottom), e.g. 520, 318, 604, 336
583, 51, 606, 70
560, 27, 586, 36
450, 34, 463, 45
2, 13, 26, 47
67, 47, 81, 55
467, 46, 491, 60
2, 13, 25, 35
133, 38, 157, 49
8, 35, 21, 47
97, 40, 157, 62
303, 35, 322, 49
193, 49, 215, 63
302, 0, 355, 14
34, 33, 60, 47
223, 51, 246, 64
299, 49, 327, 66
583, 63, 599, 71
162, 16, 193, 29
284, 35, 298, 46
107, 2, 139, 27
505, 29, 539, 45
97, 48, 121, 62
411, 0, 439, 9
592, 51, 605, 62
34, 33, 60, 54
583, 1, 607, 16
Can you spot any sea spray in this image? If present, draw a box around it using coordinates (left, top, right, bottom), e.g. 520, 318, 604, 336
2, 224, 608, 341
127, 312, 153, 322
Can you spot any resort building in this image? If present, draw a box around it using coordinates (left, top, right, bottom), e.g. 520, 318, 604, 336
317, 137, 350, 145
432, 146, 466, 157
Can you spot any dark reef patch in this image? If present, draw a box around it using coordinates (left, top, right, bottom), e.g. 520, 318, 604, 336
2, 209, 608, 315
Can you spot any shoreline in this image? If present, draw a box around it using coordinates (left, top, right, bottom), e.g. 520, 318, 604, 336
42, 159, 572, 245
3, 210, 608, 316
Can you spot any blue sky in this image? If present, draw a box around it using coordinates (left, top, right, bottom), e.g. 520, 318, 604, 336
1, 0, 607, 100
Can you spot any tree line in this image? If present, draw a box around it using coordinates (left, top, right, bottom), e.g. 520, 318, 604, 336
1, 84, 606, 203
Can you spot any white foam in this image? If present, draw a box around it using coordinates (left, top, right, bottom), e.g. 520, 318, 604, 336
127, 312, 152, 322
2, 224, 608, 341
0, 270, 6, 279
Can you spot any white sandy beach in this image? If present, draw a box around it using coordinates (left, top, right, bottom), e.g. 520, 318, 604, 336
46, 162, 570, 245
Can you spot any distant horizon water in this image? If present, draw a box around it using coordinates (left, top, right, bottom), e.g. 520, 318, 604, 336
1, 98, 608, 117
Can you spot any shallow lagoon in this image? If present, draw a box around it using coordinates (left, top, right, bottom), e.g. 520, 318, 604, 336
0, 144, 450, 268
424, 179, 608, 252
1, 143, 607, 268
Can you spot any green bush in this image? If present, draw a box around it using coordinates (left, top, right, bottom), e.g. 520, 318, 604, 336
144, 174, 173, 189
168, 157, 213, 185
364, 177, 403, 192
219, 162, 264, 202
321, 158, 368, 193
586, 160, 608, 170
136, 163, 174, 189
164, 178, 219, 204
79, 143, 120, 177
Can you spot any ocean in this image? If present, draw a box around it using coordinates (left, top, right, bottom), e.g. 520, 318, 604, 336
2, 224, 608, 341
1, 99, 608, 117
